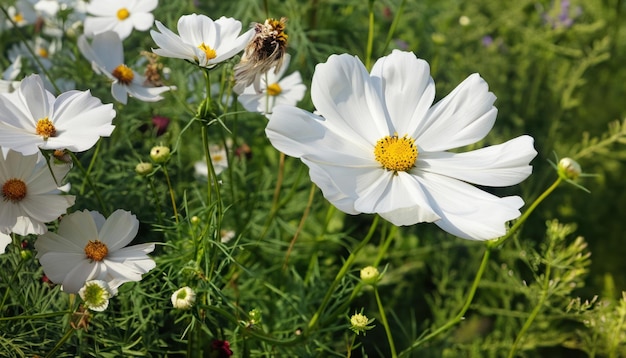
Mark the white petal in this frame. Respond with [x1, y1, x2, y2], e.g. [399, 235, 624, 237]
[131, 13, 154, 31]
[56, 209, 99, 246]
[111, 82, 129, 104]
[418, 135, 537, 186]
[416, 172, 524, 240]
[62, 260, 101, 293]
[311, 54, 390, 144]
[98, 209, 138, 251]
[370, 50, 435, 135]
[0, 233, 11, 254]
[416, 73, 497, 151]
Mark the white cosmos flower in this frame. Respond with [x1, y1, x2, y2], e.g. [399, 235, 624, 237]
[79, 280, 114, 312]
[266, 50, 537, 241]
[0, 233, 11, 254]
[0, 74, 115, 156]
[0, 149, 75, 235]
[78, 31, 174, 104]
[238, 54, 306, 118]
[83, 0, 157, 40]
[150, 14, 253, 68]
[35, 209, 156, 293]
[194, 144, 228, 177]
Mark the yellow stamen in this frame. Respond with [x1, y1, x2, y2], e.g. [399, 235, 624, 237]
[84, 240, 109, 261]
[117, 8, 130, 20]
[198, 43, 217, 60]
[267, 83, 282, 96]
[112, 64, 134, 85]
[374, 133, 418, 173]
[2, 178, 27, 202]
[36, 117, 56, 139]
[38, 48, 49, 58]
[13, 13, 24, 23]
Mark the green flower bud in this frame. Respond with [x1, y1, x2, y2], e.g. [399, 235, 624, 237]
[558, 157, 581, 180]
[150, 145, 170, 163]
[349, 312, 375, 335]
[135, 162, 153, 175]
[360, 266, 380, 286]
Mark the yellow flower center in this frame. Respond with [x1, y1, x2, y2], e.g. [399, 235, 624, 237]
[38, 48, 49, 58]
[36, 117, 56, 139]
[84, 240, 109, 262]
[198, 43, 217, 60]
[13, 13, 24, 23]
[112, 64, 134, 85]
[374, 133, 418, 173]
[267, 83, 282, 96]
[117, 8, 130, 20]
[2, 178, 27, 202]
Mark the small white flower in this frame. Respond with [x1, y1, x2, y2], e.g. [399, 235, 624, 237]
[237, 54, 306, 118]
[266, 50, 537, 240]
[35, 209, 156, 293]
[171, 286, 196, 309]
[4, 0, 38, 28]
[0, 149, 75, 235]
[83, 0, 157, 40]
[78, 280, 114, 312]
[0, 74, 115, 155]
[0, 55, 22, 93]
[0, 233, 11, 254]
[150, 14, 253, 68]
[78, 31, 174, 104]
[194, 144, 229, 177]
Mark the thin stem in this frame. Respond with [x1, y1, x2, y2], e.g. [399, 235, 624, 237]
[258, 151, 286, 241]
[365, 0, 376, 69]
[161, 164, 179, 224]
[346, 333, 357, 358]
[283, 183, 317, 268]
[381, 0, 408, 55]
[79, 140, 101, 194]
[507, 258, 553, 357]
[399, 247, 492, 356]
[0, 256, 24, 312]
[375, 287, 397, 358]
[307, 215, 380, 332]
[68, 152, 109, 216]
[489, 176, 563, 248]
[45, 327, 76, 358]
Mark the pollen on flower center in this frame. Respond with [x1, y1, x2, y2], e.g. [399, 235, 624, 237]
[267, 83, 282, 96]
[112, 64, 134, 85]
[198, 43, 217, 60]
[84, 240, 109, 261]
[2, 178, 27, 202]
[374, 133, 418, 173]
[117, 8, 130, 20]
[36, 117, 56, 139]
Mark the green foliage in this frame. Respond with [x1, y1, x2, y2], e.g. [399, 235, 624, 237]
[1, 0, 626, 357]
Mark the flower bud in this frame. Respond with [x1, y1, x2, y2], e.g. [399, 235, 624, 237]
[79, 280, 113, 312]
[171, 286, 196, 310]
[150, 145, 170, 163]
[360, 266, 380, 286]
[135, 162, 153, 175]
[349, 312, 375, 335]
[20, 249, 33, 260]
[558, 157, 581, 180]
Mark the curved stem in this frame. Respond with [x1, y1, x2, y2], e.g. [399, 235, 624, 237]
[381, 0, 408, 55]
[308, 215, 380, 332]
[161, 164, 179, 225]
[365, 0, 376, 69]
[375, 286, 397, 358]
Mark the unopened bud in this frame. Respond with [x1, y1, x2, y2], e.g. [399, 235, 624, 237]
[150, 146, 170, 163]
[558, 157, 581, 180]
[360, 266, 380, 286]
[135, 162, 153, 175]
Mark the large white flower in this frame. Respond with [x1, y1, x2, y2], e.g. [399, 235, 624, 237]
[238, 54, 306, 117]
[150, 14, 253, 68]
[0, 149, 75, 235]
[83, 0, 157, 40]
[78, 31, 174, 104]
[35, 209, 156, 293]
[266, 50, 537, 241]
[0, 74, 115, 155]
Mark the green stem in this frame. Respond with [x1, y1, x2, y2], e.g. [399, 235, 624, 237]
[365, 0, 376, 69]
[0, 256, 24, 312]
[79, 140, 101, 194]
[0, 311, 72, 321]
[381, 0, 408, 55]
[399, 247, 492, 356]
[488, 177, 563, 248]
[161, 164, 179, 224]
[507, 257, 553, 357]
[45, 327, 76, 358]
[148, 176, 165, 226]
[375, 286, 397, 358]
[68, 152, 109, 216]
[307, 215, 380, 332]
[283, 183, 317, 268]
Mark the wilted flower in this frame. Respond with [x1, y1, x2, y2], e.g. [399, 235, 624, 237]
[0, 149, 74, 235]
[233, 17, 288, 94]
[79, 280, 114, 312]
[150, 14, 253, 68]
[0, 74, 115, 156]
[83, 0, 158, 40]
[171, 286, 196, 309]
[35, 209, 156, 293]
[237, 54, 306, 117]
[266, 50, 537, 240]
[78, 31, 174, 104]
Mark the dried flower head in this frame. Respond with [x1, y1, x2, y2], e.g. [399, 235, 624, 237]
[233, 17, 288, 94]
